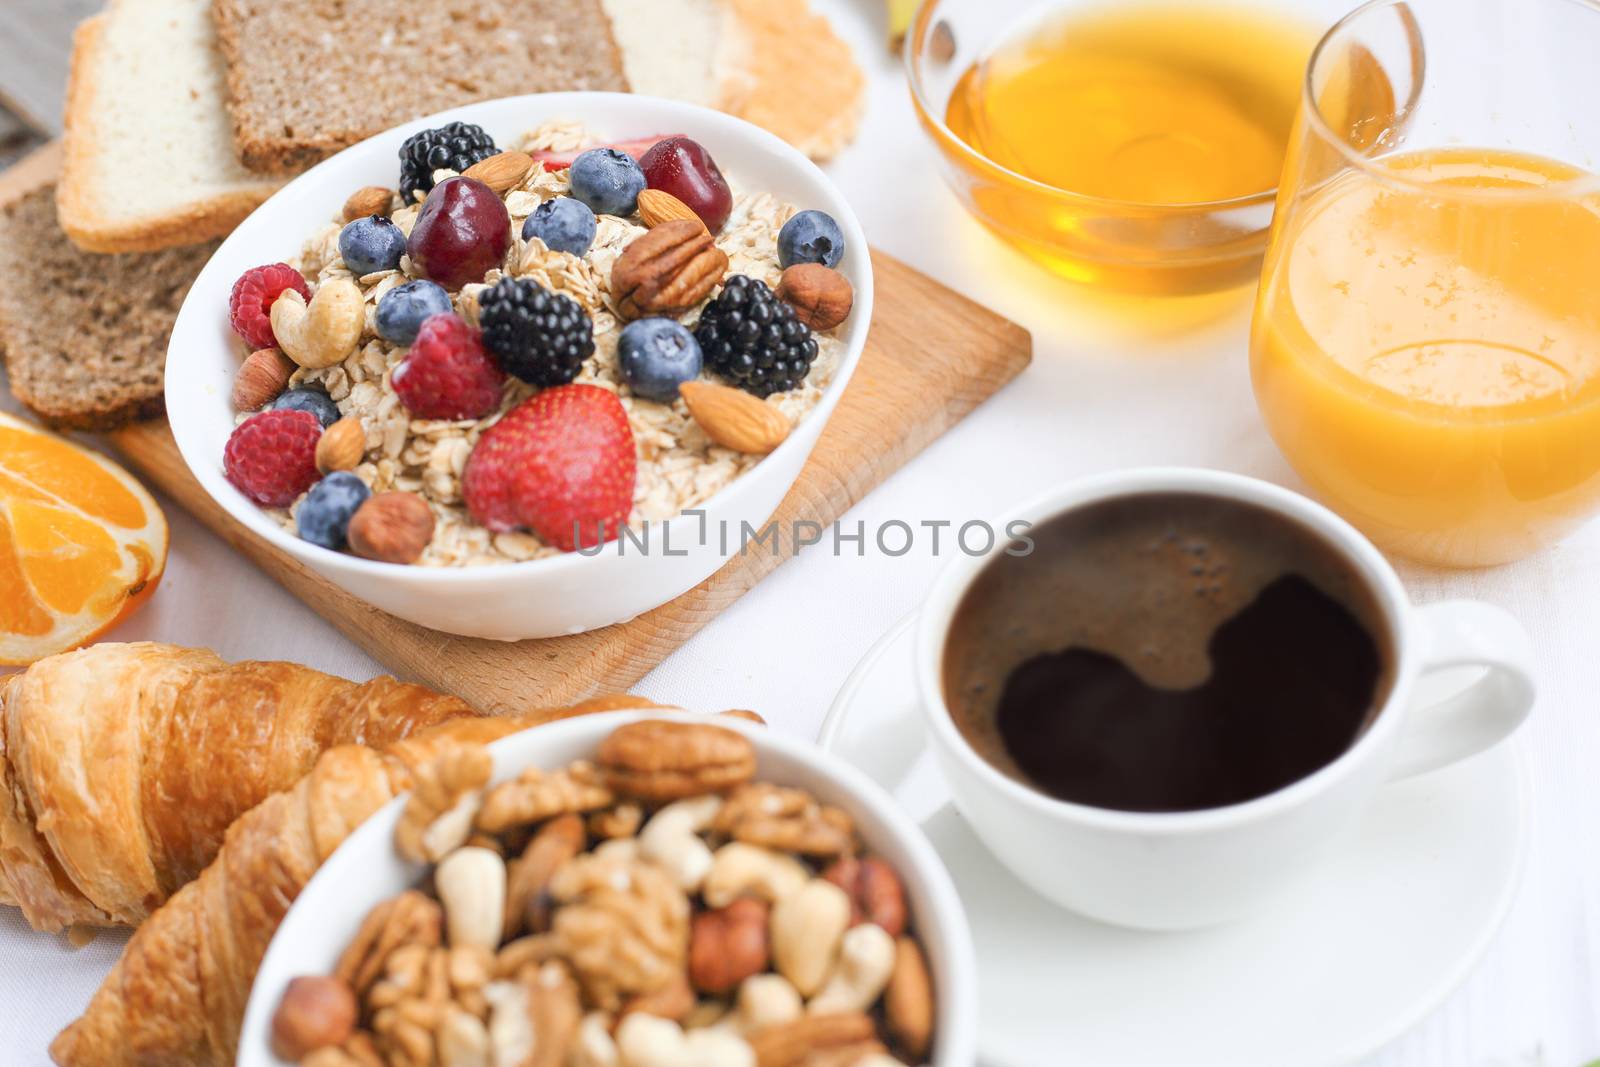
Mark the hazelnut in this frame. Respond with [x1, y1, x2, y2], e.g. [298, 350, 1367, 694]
[316, 416, 366, 474]
[822, 855, 907, 938]
[776, 264, 853, 332]
[271, 975, 357, 1060]
[232, 348, 294, 412]
[343, 186, 394, 222]
[347, 491, 435, 564]
[688, 897, 770, 994]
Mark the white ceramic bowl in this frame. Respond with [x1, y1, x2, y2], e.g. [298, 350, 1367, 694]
[166, 93, 872, 640]
[237, 709, 977, 1067]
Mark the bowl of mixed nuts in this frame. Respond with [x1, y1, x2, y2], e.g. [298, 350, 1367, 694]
[238, 711, 976, 1067]
[166, 93, 872, 639]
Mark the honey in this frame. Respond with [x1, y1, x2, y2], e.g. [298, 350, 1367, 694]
[934, 2, 1319, 293]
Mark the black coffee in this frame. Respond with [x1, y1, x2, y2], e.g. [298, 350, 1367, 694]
[942, 493, 1392, 812]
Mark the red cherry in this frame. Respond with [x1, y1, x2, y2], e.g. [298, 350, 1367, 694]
[639, 137, 733, 233]
[407, 177, 511, 290]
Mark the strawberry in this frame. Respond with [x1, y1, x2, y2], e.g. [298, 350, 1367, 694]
[462, 384, 636, 552]
[530, 134, 684, 172]
[390, 313, 506, 420]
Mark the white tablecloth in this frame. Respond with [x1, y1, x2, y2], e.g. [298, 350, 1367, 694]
[2, 3, 1596, 1063]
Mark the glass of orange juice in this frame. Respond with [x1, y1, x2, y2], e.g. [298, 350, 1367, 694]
[1252, 0, 1600, 567]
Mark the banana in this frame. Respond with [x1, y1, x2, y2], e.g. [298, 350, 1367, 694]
[887, 0, 919, 49]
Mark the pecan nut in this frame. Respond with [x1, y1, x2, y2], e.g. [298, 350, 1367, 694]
[821, 856, 907, 938]
[597, 719, 757, 802]
[611, 220, 728, 320]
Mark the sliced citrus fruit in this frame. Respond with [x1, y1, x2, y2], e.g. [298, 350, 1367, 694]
[0, 412, 168, 665]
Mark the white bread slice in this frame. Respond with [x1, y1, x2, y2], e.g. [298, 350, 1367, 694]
[56, 0, 282, 253]
[601, 0, 863, 161]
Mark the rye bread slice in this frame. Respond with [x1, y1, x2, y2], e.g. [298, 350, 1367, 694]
[214, 0, 631, 174]
[0, 184, 218, 431]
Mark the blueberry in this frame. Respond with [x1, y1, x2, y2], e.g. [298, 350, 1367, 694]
[272, 386, 342, 429]
[618, 318, 703, 403]
[337, 215, 407, 276]
[375, 279, 453, 345]
[568, 148, 647, 217]
[522, 196, 598, 256]
[297, 472, 371, 550]
[778, 210, 846, 269]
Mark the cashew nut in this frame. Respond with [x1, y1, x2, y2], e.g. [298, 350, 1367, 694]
[437, 1005, 492, 1067]
[615, 1013, 756, 1067]
[485, 980, 535, 1066]
[595, 837, 643, 866]
[436, 846, 507, 951]
[571, 1012, 620, 1067]
[639, 794, 722, 892]
[807, 923, 896, 1015]
[422, 792, 483, 862]
[770, 879, 852, 997]
[270, 277, 365, 369]
[735, 973, 802, 1033]
[703, 842, 809, 908]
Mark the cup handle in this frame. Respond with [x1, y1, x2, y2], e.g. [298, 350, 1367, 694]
[1388, 601, 1536, 781]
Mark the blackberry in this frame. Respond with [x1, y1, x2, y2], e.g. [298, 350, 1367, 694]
[695, 275, 819, 397]
[478, 278, 595, 387]
[398, 122, 499, 202]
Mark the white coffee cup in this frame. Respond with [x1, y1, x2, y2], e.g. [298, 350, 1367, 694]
[916, 468, 1537, 931]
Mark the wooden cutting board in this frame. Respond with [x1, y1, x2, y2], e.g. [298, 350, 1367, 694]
[109, 252, 1028, 711]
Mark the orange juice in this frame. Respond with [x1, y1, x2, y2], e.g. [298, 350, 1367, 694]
[1251, 148, 1600, 566]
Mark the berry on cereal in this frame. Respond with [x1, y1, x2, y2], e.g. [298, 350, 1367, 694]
[696, 275, 820, 397]
[296, 472, 371, 551]
[521, 196, 597, 257]
[228, 263, 311, 349]
[390, 313, 506, 420]
[618, 318, 703, 403]
[223, 409, 323, 507]
[406, 177, 512, 290]
[272, 386, 342, 429]
[374, 279, 452, 346]
[568, 147, 647, 217]
[478, 277, 594, 388]
[336, 215, 406, 276]
[462, 384, 636, 552]
[397, 121, 498, 203]
[778, 209, 846, 269]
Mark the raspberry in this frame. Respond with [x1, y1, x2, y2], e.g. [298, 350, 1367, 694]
[462, 384, 636, 551]
[229, 263, 311, 349]
[390, 313, 506, 420]
[224, 409, 323, 507]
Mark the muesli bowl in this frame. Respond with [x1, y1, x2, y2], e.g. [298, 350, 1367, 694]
[236, 709, 977, 1067]
[166, 93, 871, 640]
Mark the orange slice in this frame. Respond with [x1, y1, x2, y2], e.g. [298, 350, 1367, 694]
[0, 412, 168, 665]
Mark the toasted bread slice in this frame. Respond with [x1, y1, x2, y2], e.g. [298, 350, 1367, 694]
[0, 146, 218, 431]
[56, 1, 283, 254]
[213, 0, 631, 174]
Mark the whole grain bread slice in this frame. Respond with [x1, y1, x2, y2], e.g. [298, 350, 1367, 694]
[0, 148, 218, 431]
[214, 0, 631, 174]
[57, 0, 284, 253]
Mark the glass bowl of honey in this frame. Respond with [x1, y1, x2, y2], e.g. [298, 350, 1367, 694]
[906, 0, 1355, 295]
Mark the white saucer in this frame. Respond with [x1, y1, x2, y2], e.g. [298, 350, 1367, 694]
[821, 616, 1529, 1067]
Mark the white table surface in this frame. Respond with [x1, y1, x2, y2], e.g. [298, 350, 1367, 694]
[1, 2, 1596, 1064]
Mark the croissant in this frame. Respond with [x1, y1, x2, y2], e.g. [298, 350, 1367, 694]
[50, 695, 658, 1067]
[0, 642, 478, 932]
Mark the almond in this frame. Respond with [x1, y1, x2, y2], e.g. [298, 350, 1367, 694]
[342, 186, 394, 222]
[348, 492, 436, 565]
[679, 381, 791, 455]
[316, 417, 366, 474]
[463, 151, 535, 194]
[232, 348, 294, 411]
[637, 189, 708, 234]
